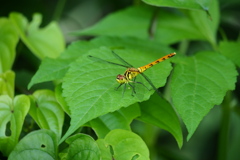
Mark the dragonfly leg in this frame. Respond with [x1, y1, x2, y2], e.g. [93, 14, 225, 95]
[122, 83, 127, 97]
[115, 83, 123, 91]
[133, 76, 150, 91]
[134, 81, 150, 91]
[128, 83, 136, 96]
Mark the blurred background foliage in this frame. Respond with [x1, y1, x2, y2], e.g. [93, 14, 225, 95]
[1, 0, 240, 160]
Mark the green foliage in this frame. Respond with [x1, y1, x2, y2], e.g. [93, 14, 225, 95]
[8, 129, 58, 160]
[29, 90, 64, 140]
[9, 12, 65, 59]
[142, 0, 211, 10]
[171, 51, 237, 140]
[0, 18, 18, 73]
[0, 0, 240, 159]
[0, 95, 30, 156]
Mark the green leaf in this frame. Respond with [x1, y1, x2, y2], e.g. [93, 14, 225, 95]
[65, 134, 101, 160]
[138, 93, 182, 148]
[28, 41, 95, 89]
[0, 95, 30, 156]
[74, 7, 208, 44]
[171, 51, 238, 140]
[219, 41, 240, 67]
[8, 129, 58, 160]
[55, 84, 71, 115]
[60, 42, 175, 143]
[0, 70, 15, 98]
[0, 18, 18, 73]
[89, 103, 141, 138]
[96, 139, 112, 160]
[9, 12, 65, 59]
[187, 0, 219, 47]
[142, 0, 211, 10]
[28, 36, 175, 89]
[28, 58, 73, 89]
[29, 90, 64, 140]
[104, 129, 149, 160]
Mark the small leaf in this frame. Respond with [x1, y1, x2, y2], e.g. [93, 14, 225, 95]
[65, 134, 101, 160]
[142, 0, 211, 11]
[0, 18, 18, 73]
[29, 90, 64, 140]
[0, 70, 15, 98]
[89, 103, 141, 138]
[219, 41, 240, 67]
[0, 95, 30, 156]
[138, 93, 183, 148]
[171, 51, 238, 140]
[104, 129, 149, 160]
[9, 12, 65, 59]
[8, 129, 58, 160]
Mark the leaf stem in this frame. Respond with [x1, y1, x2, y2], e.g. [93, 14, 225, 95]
[217, 92, 231, 160]
[52, 0, 67, 21]
[178, 40, 189, 55]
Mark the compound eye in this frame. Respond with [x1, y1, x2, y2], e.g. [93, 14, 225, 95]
[116, 74, 125, 80]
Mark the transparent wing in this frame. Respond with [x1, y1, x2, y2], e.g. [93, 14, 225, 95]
[88, 55, 129, 68]
[111, 51, 134, 68]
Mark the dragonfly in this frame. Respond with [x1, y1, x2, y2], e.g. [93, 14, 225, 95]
[88, 51, 176, 96]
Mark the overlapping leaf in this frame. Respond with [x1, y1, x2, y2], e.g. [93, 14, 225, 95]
[0, 18, 18, 73]
[74, 6, 209, 44]
[8, 130, 58, 160]
[0, 95, 30, 156]
[142, 0, 211, 10]
[139, 93, 182, 148]
[9, 12, 64, 59]
[60, 42, 175, 142]
[29, 90, 64, 140]
[171, 51, 237, 140]
[104, 129, 149, 160]
[219, 41, 240, 67]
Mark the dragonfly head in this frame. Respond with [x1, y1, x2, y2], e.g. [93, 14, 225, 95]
[116, 74, 127, 84]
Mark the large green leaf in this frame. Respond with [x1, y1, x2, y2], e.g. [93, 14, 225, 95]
[0, 18, 18, 73]
[171, 51, 238, 140]
[142, 0, 211, 10]
[65, 134, 101, 160]
[28, 90, 64, 140]
[0, 95, 30, 156]
[74, 6, 208, 44]
[104, 129, 149, 160]
[8, 129, 58, 160]
[138, 93, 182, 148]
[219, 41, 240, 67]
[9, 12, 65, 59]
[60, 44, 175, 143]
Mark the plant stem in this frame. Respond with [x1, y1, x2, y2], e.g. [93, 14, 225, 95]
[218, 92, 231, 160]
[52, 0, 67, 21]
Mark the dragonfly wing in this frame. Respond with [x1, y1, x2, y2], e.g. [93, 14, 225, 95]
[88, 55, 129, 68]
[112, 51, 134, 68]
